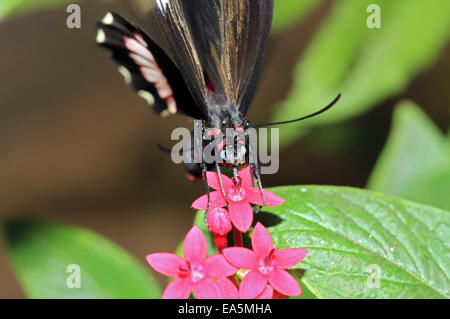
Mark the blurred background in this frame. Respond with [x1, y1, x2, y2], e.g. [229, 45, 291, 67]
[0, 0, 448, 298]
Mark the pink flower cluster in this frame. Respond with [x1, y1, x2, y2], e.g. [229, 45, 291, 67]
[146, 165, 308, 299]
[192, 166, 285, 233]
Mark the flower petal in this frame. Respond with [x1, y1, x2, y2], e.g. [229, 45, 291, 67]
[146, 253, 185, 277]
[204, 254, 238, 278]
[239, 270, 267, 299]
[238, 165, 253, 190]
[183, 226, 207, 263]
[192, 191, 227, 210]
[275, 248, 308, 269]
[229, 200, 253, 232]
[193, 278, 222, 299]
[206, 171, 233, 191]
[269, 269, 301, 296]
[223, 247, 257, 269]
[217, 277, 239, 299]
[256, 285, 273, 299]
[251, 222, 273, 258]
[162, 277, 192, 299]
[246, 188, 286, 207]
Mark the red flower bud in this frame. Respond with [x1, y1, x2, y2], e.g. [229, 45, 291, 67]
[207, 207, 232, 253]
[206, 207, 232, 236]
[213, 234, 228, 254]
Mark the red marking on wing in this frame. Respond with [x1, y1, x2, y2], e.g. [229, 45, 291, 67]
[124, 35, 177, 114]
[206, 80, 215, 93]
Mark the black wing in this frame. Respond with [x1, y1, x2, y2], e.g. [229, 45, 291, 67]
[150, 1, 210, 118]
[96, 12, 205, 119]
[149, 0, 273, 123]
[181, 0, 274, 117]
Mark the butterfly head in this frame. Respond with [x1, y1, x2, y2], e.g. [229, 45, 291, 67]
[204, 119, 250, 167]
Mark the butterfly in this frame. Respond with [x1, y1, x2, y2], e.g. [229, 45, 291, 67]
[96, 0, 340, 208]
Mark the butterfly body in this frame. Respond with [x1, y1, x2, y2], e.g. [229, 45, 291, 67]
[97, 1, 342, 210]
[97, 1, 273, 180]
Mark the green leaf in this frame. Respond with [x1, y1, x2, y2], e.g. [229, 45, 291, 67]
[272, 0, 321, 34]
[3, 218, 161, 298]
[273, 0, 450, 146]
[261, 186, 450, 298]
[368, 101, 450, 210]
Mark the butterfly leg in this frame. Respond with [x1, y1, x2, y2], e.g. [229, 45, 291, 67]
[215, 163, 229, 204]
[250, 163, 256, 187]
[251, 162, 266, 213]
[233, 166, 239, 180]
[202, 161, 212, 219]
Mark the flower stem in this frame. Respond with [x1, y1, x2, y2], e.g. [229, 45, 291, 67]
[232, 226, 243, 247]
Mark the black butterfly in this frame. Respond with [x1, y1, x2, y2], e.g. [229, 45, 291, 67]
[96, 0, 340, 208]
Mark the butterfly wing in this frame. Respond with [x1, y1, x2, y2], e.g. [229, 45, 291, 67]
[150, 1, 210, 117]
[96, 12, 205, 119]
[181, 0, 274, 116]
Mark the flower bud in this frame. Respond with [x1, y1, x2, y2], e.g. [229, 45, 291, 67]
[206, 207, 232, 236]
[206, 207, 232, 253]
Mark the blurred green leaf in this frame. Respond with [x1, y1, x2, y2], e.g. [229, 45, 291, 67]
[368, 101, 450, 210]
[3, 218, 161, 298]
[0, 0, 109, 21]
[272, 0, 321, 34]
[263, 186, 450, 298]
[273, 0, 450, 146]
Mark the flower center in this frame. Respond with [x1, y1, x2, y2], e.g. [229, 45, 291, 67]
[228, 176, 246, 201]
[190, 264, 205, 283]
[178, 261, 205, 283]
[257, 248, 276, 275]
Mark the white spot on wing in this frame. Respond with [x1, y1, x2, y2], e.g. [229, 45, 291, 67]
[166, 97, 177, 114]
[160, 110, 171, 117]
[156, 0, 170, 11]
[138, 90, 155, 105]
[102, 12, 114, 25]
[96, 29, 106, 43]
[117, 66, 132, 84]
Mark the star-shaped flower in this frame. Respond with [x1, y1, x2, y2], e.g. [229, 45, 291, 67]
[146, 226, 238, 299]
[223, 223, 308, 299]
[192, 166, 285, 232]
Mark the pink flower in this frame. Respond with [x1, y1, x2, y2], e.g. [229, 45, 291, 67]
[146, 226, 238, 299]
[256, 285, 274, 299]
[192, 166, 285, 232]
[223, 223, 308, 299]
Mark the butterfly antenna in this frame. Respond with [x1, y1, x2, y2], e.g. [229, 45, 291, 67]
[215, 163, 229, 204]
[157, 143, 172, 154]
[253, 94, 341, 128]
